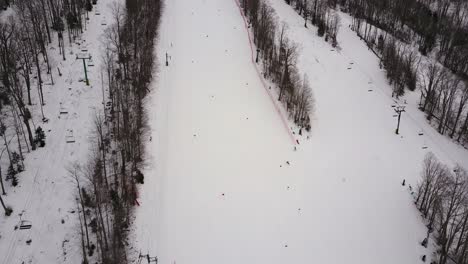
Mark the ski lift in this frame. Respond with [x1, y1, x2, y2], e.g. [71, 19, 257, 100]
[18, 220, 32, 230]
[16, 214, 32, 230]
[66, 129, 76, 143]
[422, 141, 428, 149]
[59, 105, 68, 114]
[137, 252, 158, 264]
[88, 58, 95, 67]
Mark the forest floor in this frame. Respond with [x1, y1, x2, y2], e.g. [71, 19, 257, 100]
[132, 0, 468, 264]
[0, 2, 114, 263]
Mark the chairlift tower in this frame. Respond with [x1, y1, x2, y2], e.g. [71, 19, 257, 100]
[76, 52, 92, 86]
[394, 105, 405, 134]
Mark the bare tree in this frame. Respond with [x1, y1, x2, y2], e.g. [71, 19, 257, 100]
[420, 61, 445, 113]
[451, 85, 468, 138]
[68, 163, 90, 250]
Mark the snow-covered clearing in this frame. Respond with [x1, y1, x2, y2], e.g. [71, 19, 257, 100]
[133, 0, 468, 264]
[0, 2, 114, 263]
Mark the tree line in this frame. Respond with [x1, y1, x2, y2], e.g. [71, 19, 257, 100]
[0, 0, 93, 214]
[280, 0, 468, 145]
[242, 0, 314, 131]
[71, 0, 161, 263]
[419, 61, 468, 145]
[340, 0, 468, 146]
[284, 0, 419, 98]
[341, 0, 468, 80]
[284, 0, 340, 47]
[343, 3, 420, 98]
[415, 152, 468, 264]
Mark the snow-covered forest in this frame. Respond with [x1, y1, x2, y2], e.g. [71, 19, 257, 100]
[0, 0, 160, 262]
[0, 0, 467, 263]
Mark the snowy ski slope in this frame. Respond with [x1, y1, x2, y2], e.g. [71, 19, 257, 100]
[132, 0, 468, 263]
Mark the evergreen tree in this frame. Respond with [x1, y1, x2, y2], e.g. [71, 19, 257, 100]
[34, 126, 46, 147]
[8, 163, 17, 186]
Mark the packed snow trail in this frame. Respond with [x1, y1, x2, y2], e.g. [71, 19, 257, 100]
[133, 1, 468, 264]
[133, 0, 299, 263]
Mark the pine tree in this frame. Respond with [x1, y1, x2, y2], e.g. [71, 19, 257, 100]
[8, 164, 17, 186]
[34, 126, 46, 147]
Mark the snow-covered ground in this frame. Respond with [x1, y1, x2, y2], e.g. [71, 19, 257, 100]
[133, 0, 468, 263]
[0, 2, 114, 263]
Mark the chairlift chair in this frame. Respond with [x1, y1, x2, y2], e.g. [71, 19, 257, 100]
[16, 214, 32, 230]
[422, 140, 428, 149]
[66, 130, 76, 143]
[19, 220, 32, 230]
[59, 105, 68, 114]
